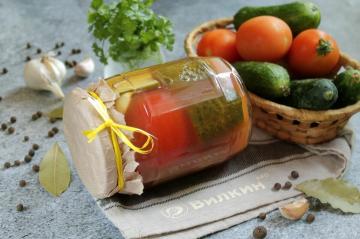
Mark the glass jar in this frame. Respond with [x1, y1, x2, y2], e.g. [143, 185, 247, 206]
[64, 57, 252, 198]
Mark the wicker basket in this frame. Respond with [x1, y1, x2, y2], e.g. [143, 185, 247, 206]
[184, 17, 360, 144]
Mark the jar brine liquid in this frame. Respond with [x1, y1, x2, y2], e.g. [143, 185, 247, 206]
[106, 57, 252, 187]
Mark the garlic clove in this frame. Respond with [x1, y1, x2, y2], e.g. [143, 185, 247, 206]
[74, 57, 95, 78]
[24, 55, 66, 98]
[115, 92, 133, 113]
[279, 198, 309, 220]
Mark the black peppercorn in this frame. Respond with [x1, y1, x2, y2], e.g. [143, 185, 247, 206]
[258, 212, 266, 220]
[19, 180, 26, 187]
[2, 68, 8, 74]
[24, 155, 32, 163]
[291, 170, 299, 179]
[49, 118, 57, 124]
[1, 123, 7, 130]
[36, 48, 42, 54]
[28, 149, 35, 157]
[14, 160, 21, 166]
[71, 48, 77, 54]
[7, 127, 15, 134]
[26, 56, 31, 62]
[55, 43, 60, 49]
[16, 203, 24, 212]
[48, 131, 55, 138]
[283, 181, 292, 190]
[306, 214, 315, 224]
[26, 42, 31, 49]
[60, 42, 65, 47]
[0, 96, 2, 101]
[23, 136, 29, 142]
[4, 162, 11, 169]
[76, 49, 81, 54]
[72, 60, 77, 66]
[57, 51, 61, 56]
[31, 114, 38, 121]
[32, 144, 39, 150]
[253, 226, 267, 239]
[36, 111, 42, 118]
[10, 116, 17, 123]
[52, 127, 59, 134]
[273, 183, 281, 191]
[32, 164, 40, 172]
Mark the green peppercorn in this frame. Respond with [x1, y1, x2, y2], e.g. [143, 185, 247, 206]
[7, 127, 15, 134]
[4, 162, 11, 169]
[253, 226, 267, 239]
[273, 183, 281, 191]
[1, 123, 7, 130]
[10, 116, 16, 123]
[32, 164, 40, 172]
[24, 155, 32, 163]
[306, 214, 315, 224]
[19, 180, 26, 187]
[258, 212, 266, 220]
[16, 203, 24, 212]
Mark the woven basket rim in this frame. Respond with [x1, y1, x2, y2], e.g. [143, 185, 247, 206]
[184, 17, 360, 121]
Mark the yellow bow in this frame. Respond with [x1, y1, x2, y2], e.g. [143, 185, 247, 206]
[83, 91, 154, 190]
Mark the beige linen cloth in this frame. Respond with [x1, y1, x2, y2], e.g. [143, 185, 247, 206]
[96, 127, 353, 239]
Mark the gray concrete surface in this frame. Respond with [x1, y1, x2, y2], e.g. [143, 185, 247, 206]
[0, 0, 359, 238]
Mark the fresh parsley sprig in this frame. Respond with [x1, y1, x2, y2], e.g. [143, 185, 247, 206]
[88, 0, 174, 65]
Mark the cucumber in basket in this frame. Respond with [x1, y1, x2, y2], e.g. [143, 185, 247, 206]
[288, 78, 338, 110]
[232, 61, 290, 99]
[233, 1, 321, 35]
[334, 68, 360, 107]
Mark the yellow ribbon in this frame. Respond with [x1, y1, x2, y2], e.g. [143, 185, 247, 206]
[83, 91, 154, 190]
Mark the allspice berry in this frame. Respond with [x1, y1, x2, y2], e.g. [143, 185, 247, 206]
[16, 203, 24, 212]
[32, 164, 40, 173]
[253, 226, 267, 239]
[4, 162, 11, 169]
[258, 212, 266, 220]
[14, 160, 21, 166]
[19, 180, 27, 187]
[273, 183, 281, 191]
[306, 214, 315, 224]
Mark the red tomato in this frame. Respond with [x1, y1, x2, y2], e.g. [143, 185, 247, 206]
[125, 88, 198, 164]
[236, 16, 293, 61]
[197, 29, 242, 63]
[288, 29, 340, 77]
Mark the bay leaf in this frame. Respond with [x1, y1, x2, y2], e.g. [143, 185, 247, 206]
[46, 106, 63, 119]
[296, 178, 360, 213]
[39, 143, 71, 197]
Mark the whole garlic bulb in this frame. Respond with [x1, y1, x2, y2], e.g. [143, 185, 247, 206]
[24, 55, 66, 98]
[74, 57, 95, 78]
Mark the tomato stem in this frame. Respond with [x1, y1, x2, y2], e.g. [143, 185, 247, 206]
[316, 38, 333, 56]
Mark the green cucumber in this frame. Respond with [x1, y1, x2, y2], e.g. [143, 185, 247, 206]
[234, 1, 321, 35]
[232, 61, 290, 99]
[334, 68, 360, 107]
[187, 96, 243, 141]
[289, 79, 338, 110]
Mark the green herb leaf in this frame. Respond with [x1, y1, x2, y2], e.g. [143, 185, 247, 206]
[296, 178, 360, 213]
[39, 143, 71, 197]
[88, 0, 174, 64]
[46, 106, 63, 119]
